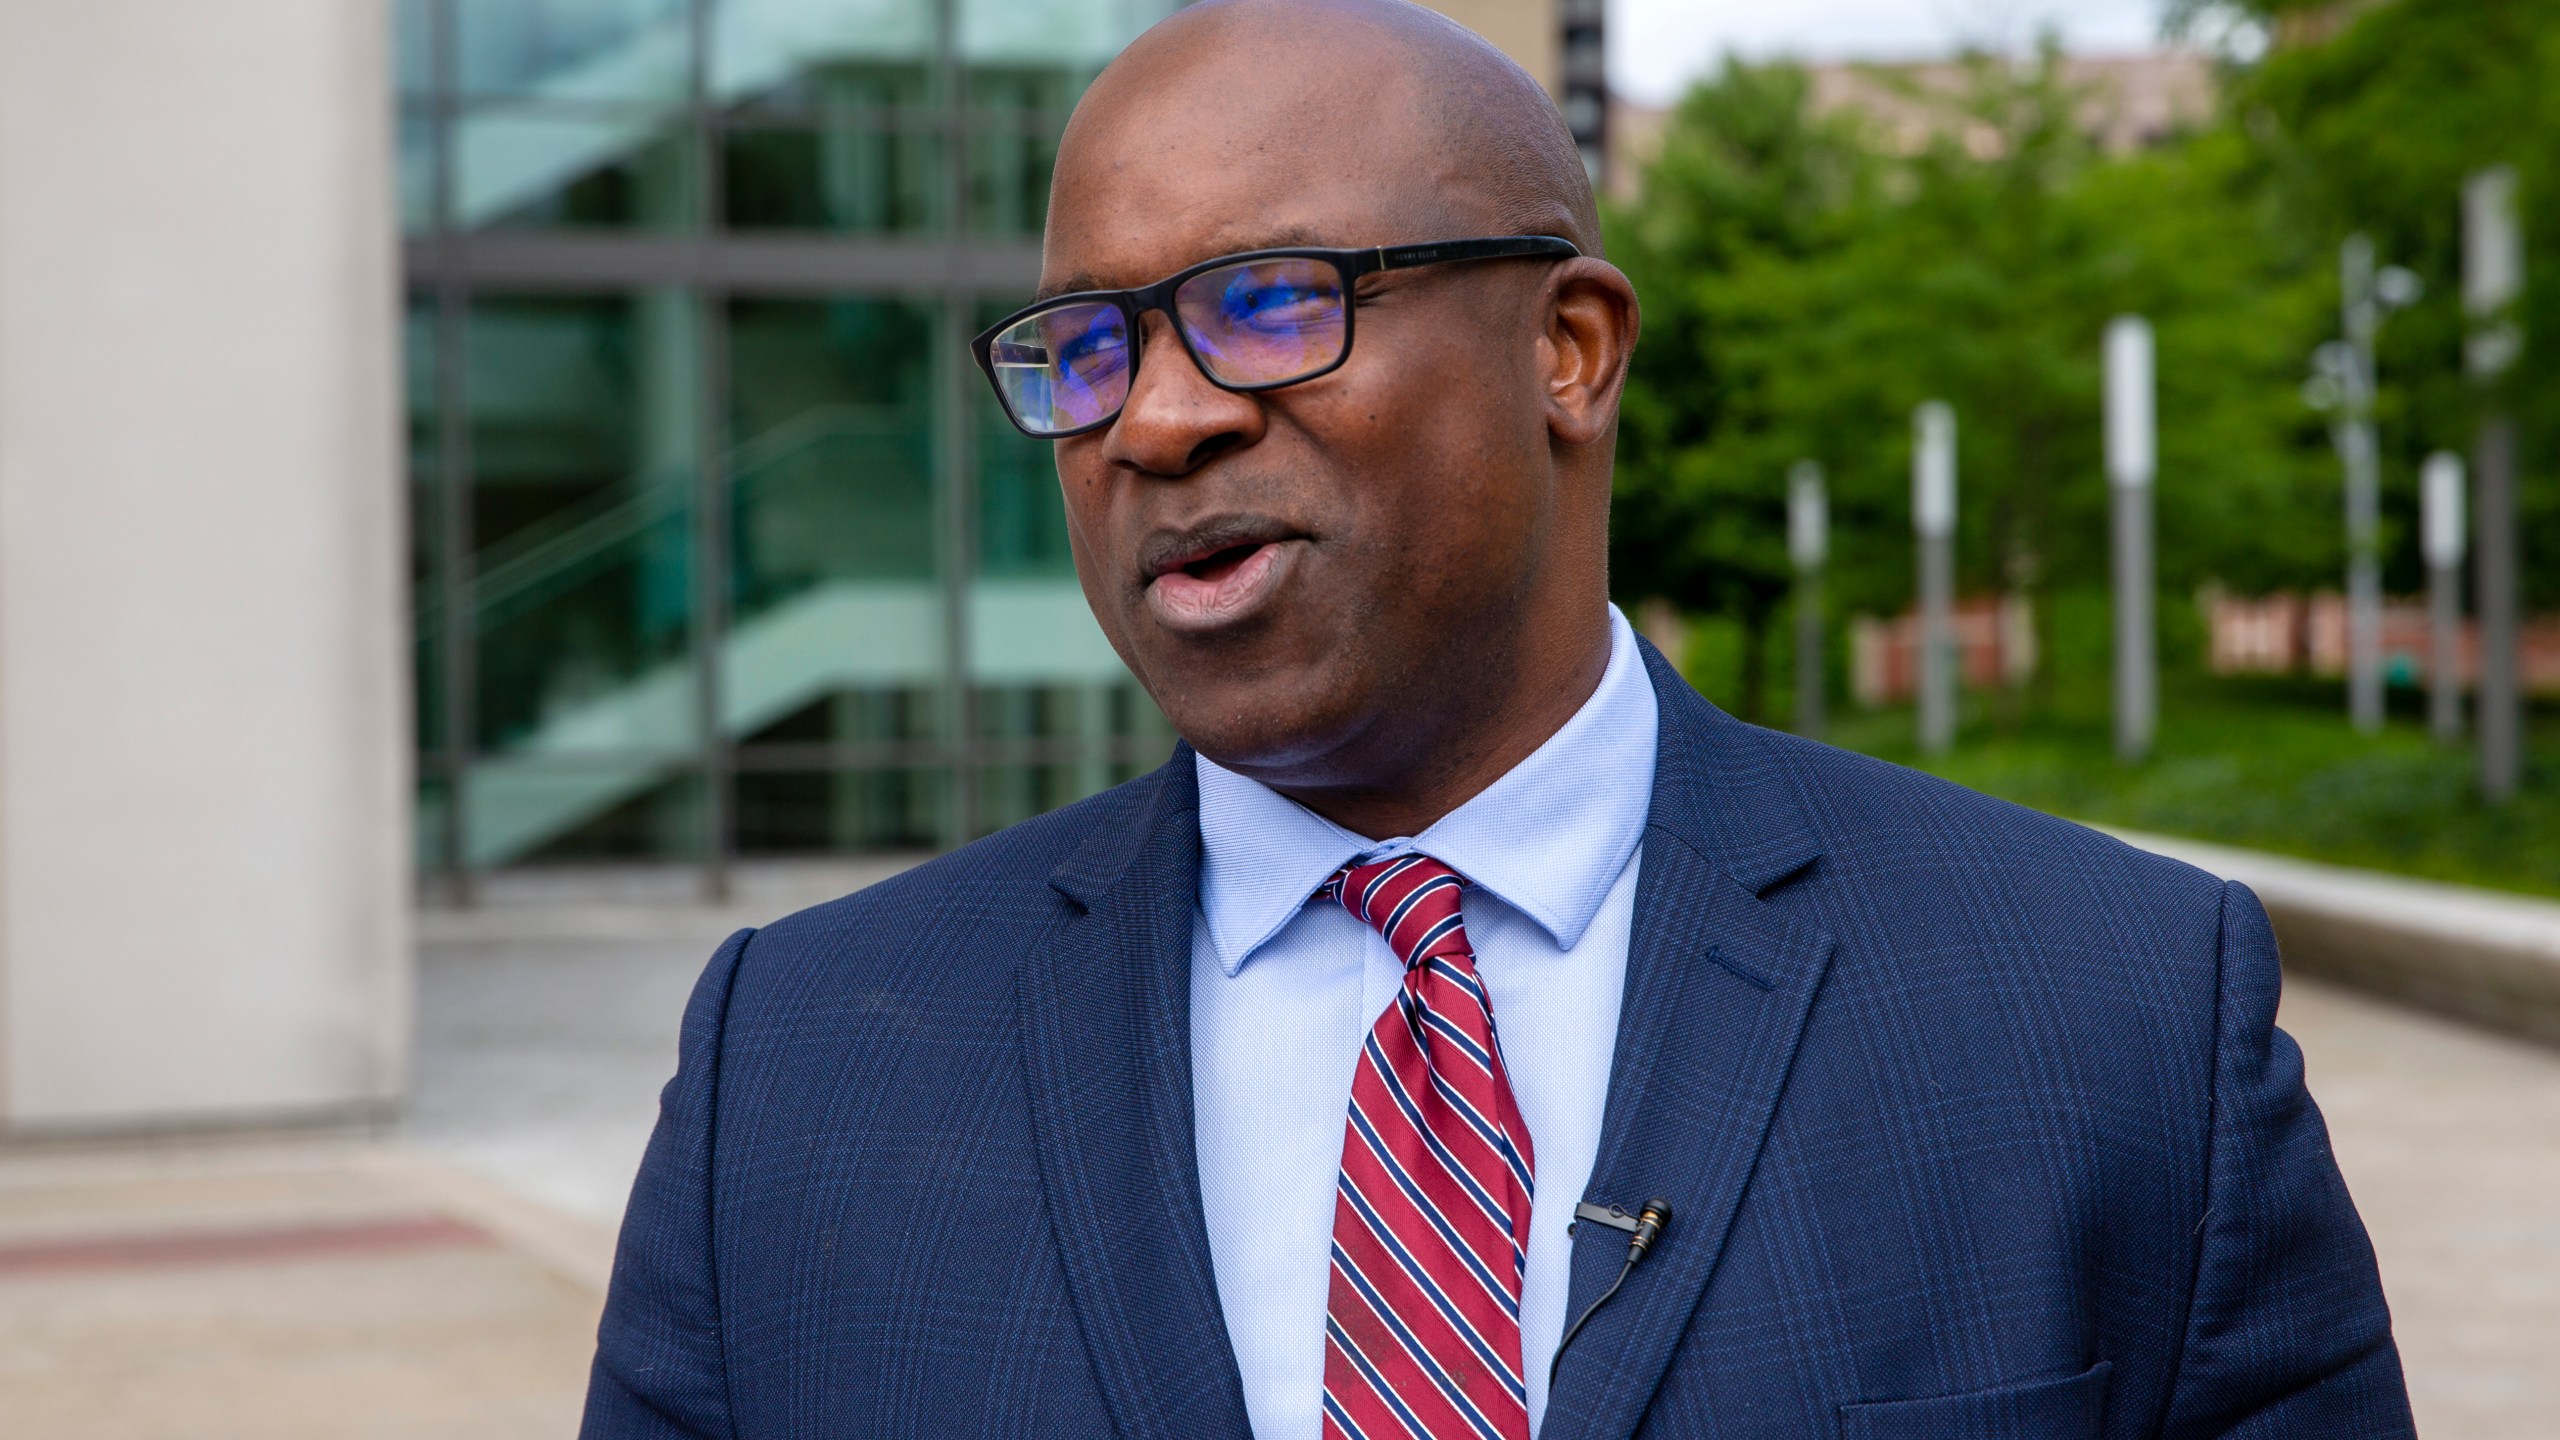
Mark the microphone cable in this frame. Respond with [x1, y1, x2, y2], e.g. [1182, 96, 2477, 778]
[1548, 1197, 1672, 1389]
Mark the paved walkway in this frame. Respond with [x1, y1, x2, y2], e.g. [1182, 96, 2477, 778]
[0, 1138, 610, 1437]
[2277, 980, 2560, 1438]
[3, 856, 2554, 1435]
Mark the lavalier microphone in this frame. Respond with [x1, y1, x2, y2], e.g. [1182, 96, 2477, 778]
[1550, 1196, 1674, 1386]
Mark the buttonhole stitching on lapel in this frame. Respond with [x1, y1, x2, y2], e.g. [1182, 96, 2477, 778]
[1705, 944, 1772, 991]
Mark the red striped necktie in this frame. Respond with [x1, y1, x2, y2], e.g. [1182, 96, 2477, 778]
[1319, 853, 1537, 1440]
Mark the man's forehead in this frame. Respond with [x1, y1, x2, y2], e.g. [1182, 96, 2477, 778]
[1037, 220, 1388, 301]
[1037, 12, 1462, 298]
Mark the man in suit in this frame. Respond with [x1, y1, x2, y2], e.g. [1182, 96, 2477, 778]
[584, 1, 2414, 1435]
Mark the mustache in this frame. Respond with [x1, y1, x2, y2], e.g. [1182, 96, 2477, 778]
[1137, 513, 1311, 580]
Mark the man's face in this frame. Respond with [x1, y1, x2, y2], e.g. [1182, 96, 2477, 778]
[1040, 64, 1563, 785]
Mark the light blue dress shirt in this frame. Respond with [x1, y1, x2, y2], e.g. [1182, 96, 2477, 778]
[1190, 604, 1659, 1440]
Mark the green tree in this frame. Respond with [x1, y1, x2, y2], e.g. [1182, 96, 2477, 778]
[1615, 48, 2335, 721]
[1606, 61, 1876, 722]
[2217, 0, 2560, 605]
[1607, 22, 2560, 724]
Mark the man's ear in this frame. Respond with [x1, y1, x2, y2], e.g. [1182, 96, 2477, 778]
[1540, 259, 1639, 447]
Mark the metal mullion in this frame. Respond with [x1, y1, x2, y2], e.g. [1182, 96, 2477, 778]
[442, 93, 694, 122]
[688, 0, 734, 899]
[693, 302, 735, 895]
[406, 233, 1041, 295]
[967, 734, 1154, 768]
[732, 735, 1162, 772]
[713, 100, 945, 133]
[957, 104, 1076, 137]
[736, 740, 962, 771]
[419, 748, 725, 769]
[435, 291, 474, 898]
[710, 101, 1057, 135]
[735, 742, 950, 771]
[431, 0, 478, 904]
[934, 0, 978, 847]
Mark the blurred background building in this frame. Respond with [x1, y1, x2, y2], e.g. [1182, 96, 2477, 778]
[1610, 47, 2216, 196]
[399, 0, 1596, 900]
[0, 0, 1591, 1134]
[400, 0, 1184, 892]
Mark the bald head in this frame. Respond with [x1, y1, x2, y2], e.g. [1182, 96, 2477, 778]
[1053, 0, 1600, 273]
[1034, 0, 1639, 839]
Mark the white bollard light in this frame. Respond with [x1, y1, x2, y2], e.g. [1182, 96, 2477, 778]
[1789, 460, 1828, 739]
[1913, 402, 1957, 754]
[2106, 316, 2157, 762]
[2423, 450, 2468, 742]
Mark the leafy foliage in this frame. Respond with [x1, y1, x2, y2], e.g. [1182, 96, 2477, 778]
[2235, 0, 2560, 601]
[1839, 676, 2560, 900]
[1611, 3, 2560, 712]
[1607, 62, 1877, 720]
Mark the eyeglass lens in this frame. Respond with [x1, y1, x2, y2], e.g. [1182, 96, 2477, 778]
[987, 301, 1132, 437]
[989, 256, 1350, 436]
[1173, 257, 1347, 389]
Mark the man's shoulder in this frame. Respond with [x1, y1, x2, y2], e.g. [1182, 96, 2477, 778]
[733, 766, 1175, 994]
[1695, 719, 2244, 1098]
[1693, 718, 2233, 964]
[1640, 643, 2225, 933]
[1773, 727, 2217, 894]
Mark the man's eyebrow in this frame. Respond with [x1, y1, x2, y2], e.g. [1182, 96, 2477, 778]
[1032, 226, 1362, 303]
[1034, 273, 1103, 303]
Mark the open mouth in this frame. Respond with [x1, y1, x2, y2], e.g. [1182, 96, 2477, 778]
[1172, 542, 1267, 584]
[1141, 527, 1304, 632]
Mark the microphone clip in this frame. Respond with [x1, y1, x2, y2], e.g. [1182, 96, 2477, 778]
[1551, 1197, 1674, 1386]
[1571, 1198, 1672, 1260]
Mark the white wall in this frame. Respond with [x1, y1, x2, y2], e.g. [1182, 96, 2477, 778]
[0, 1, 408, 1130]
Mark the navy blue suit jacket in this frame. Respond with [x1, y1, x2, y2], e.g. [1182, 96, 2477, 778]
[585, 644, 2412, 1438]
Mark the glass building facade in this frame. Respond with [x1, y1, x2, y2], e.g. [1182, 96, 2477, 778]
[400, 0, 1183, 885]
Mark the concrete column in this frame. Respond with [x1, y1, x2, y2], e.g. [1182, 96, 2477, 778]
[0, 2, 407, 1131]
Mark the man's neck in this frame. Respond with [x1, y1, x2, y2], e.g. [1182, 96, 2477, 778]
[1262, 617, 1615, 841]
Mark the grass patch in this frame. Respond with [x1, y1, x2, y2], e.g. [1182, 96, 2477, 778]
[1818, 673, 2560, 899]
[1659, 587, 2560, 897]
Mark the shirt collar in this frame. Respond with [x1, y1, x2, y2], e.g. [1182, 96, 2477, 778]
[1194, 605, 1659, 977]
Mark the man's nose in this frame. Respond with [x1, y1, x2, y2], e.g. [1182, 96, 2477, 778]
[1101, 310, 1265, 477]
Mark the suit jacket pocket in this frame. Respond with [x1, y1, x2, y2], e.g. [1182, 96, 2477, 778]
[1838, 1361, 2111, 1439]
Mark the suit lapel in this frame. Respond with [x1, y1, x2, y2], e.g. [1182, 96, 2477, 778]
[1541, 643, 1837, 1440]
[1014, 648, 1830, 1440]
[1019, 753, 1255, 1440]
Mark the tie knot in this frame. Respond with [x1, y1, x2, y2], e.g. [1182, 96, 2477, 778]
[1328, 853, 1470, 970]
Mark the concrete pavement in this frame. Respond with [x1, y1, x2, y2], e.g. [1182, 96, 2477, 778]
[1, 856, 2553, 1435]
[0, 1137, 608, 1437]
[2277, 980, 2560, 1438]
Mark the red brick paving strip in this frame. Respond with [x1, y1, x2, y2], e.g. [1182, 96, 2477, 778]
[0, 1214, 497, 1277]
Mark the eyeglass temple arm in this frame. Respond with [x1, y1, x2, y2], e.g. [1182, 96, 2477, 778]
[1372, 235, 1582, 273]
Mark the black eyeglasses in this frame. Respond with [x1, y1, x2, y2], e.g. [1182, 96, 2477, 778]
[971, 235, 1581, 438]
